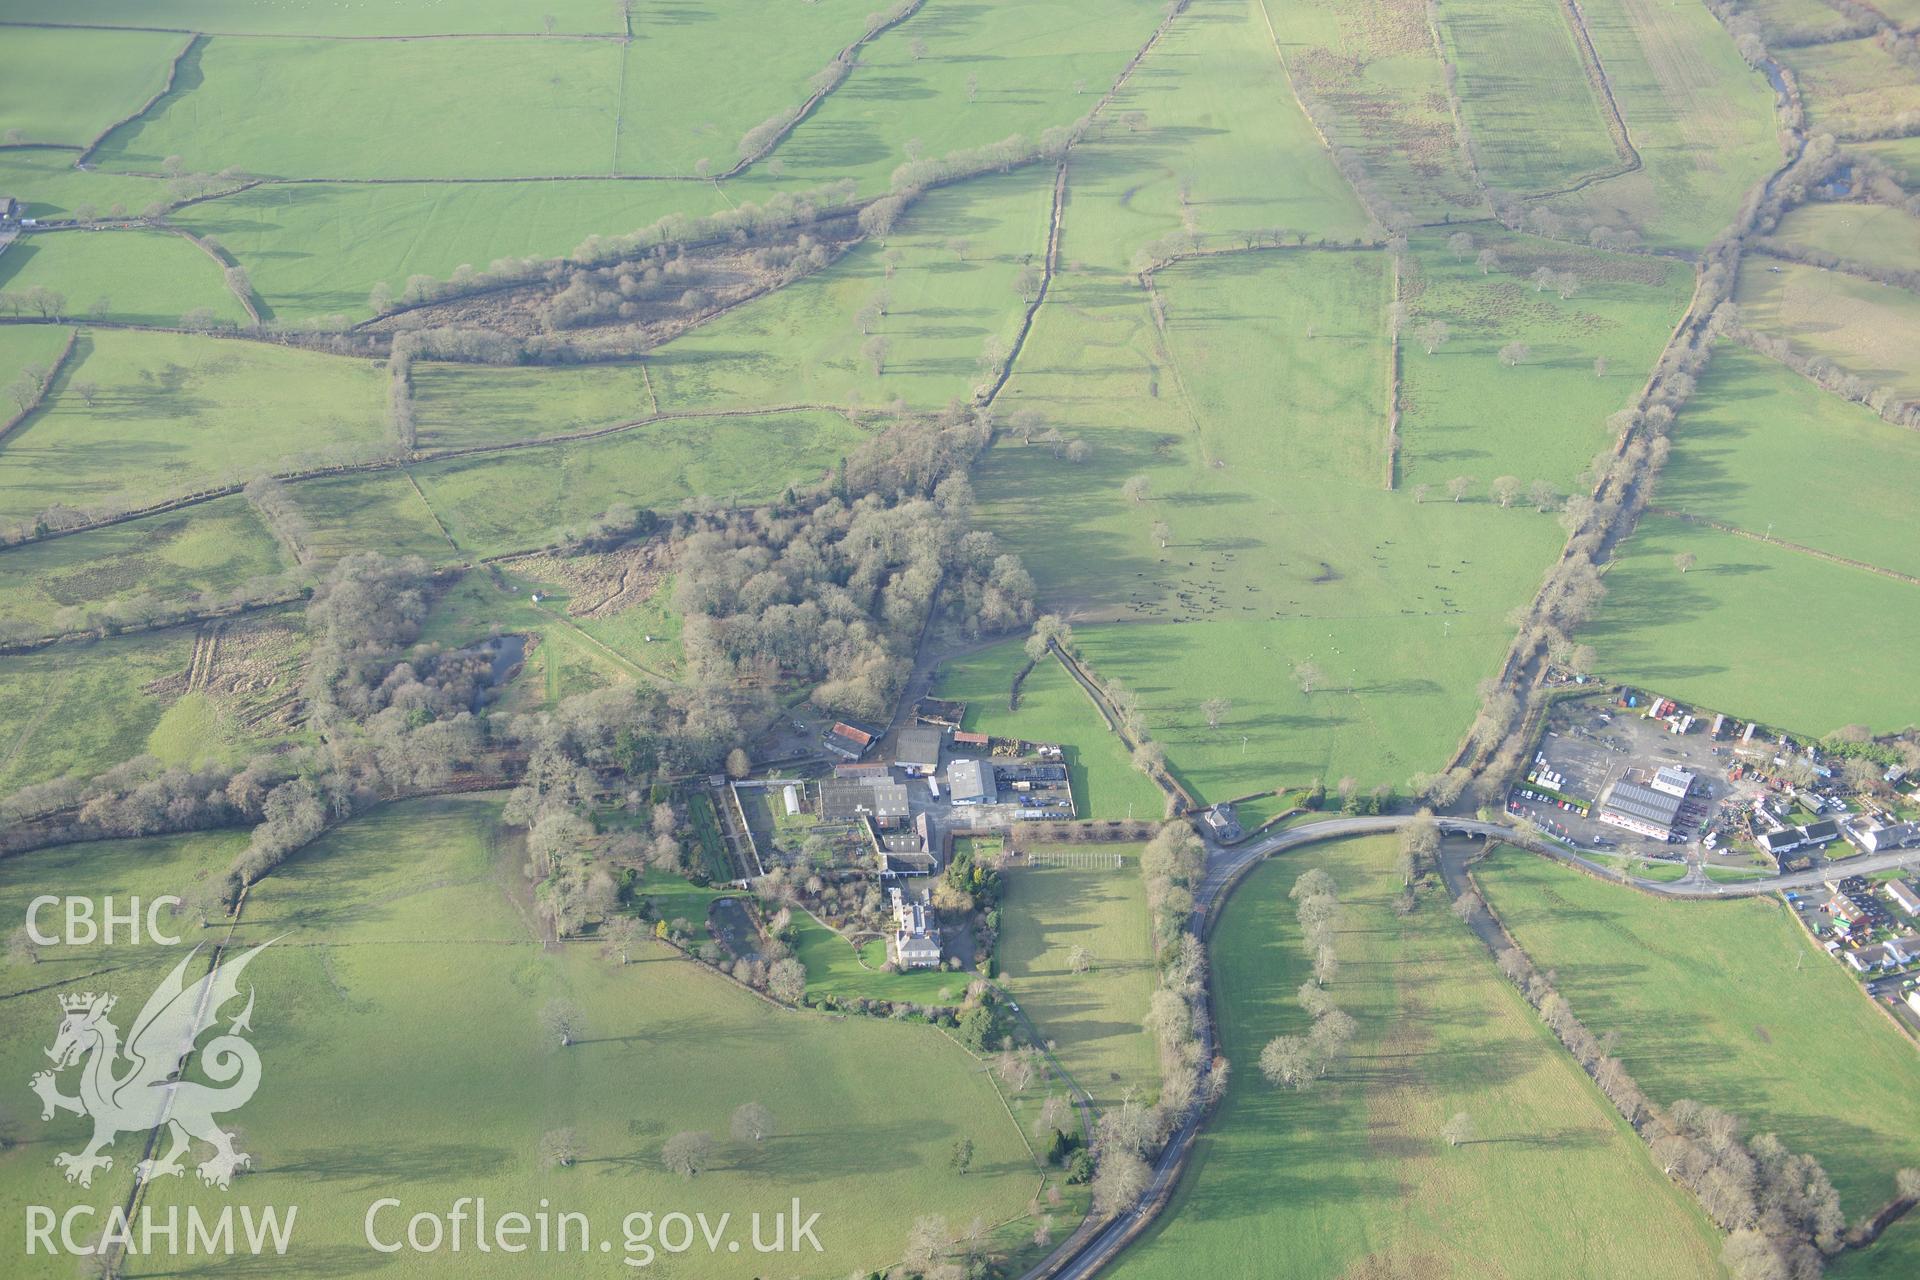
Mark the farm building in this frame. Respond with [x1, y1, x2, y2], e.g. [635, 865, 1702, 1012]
[818, 778, 910, 828]
[1597, 780, 1684, 840]
[1886, 879, 1920, 917]
[0, 196, 17, 222]
[953, 730, 989, 750]
[948, 758, 997, 807]
[888, 887, 941, 968]
[1650, 766, 1695, 798]
[823, 722, 875, 760]
[894, 726, 944, 776]
[833, 761, 889, 780]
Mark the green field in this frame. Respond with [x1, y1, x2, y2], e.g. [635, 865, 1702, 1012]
[727, 0, 1166, 200]
[1111, 836, 1724, 1280]
[288, 468, 457, 562]
[1771, 202, 1920, 275]
[1434, 0, 1622, 194]
[0, 329, 387, 521]
[1, 795, 1044, 1278]
[1478, 851, 1920, 1244]
[409, 409, 865, 558]
[93, 36, 627, 179]
[998, 849, 1159, 1111]
[1565, 0, 1779, 251]
[411, 360, 659, 450]
[0, 627, 195, 794]
[0, 227, 248, 327]
[0, 0, 625, 36]
[977, 247, 1568, 801]
[1653, 343, 1920, 579]
[178, 178, 726, 323]
[1736, 255, 1920, 405]
[1584, 512, 1920, 735]
[0, 323, 72, 394]
[647, 167, 1055, 413]
[1048, 0, 1374, 269]
[609, 0, 881, 177]
[0, 26, 185, 146]
[0, 494, 288, 629]
[1399, 230, 1691, 494]
[0, 825, 248, 1261]
[931, 639, 1167, 822]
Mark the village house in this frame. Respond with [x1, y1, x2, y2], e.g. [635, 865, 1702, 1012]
[1886, 879, 1920, 917]
[1843, 817, 1920, 855]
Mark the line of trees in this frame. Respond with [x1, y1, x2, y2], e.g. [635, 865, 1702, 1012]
[1258, 868, 1357, 1089]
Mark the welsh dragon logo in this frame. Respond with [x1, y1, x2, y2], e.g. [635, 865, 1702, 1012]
[30, 941, 273, 1190]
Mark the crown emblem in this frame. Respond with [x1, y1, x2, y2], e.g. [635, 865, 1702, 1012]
[58, 992, 112, 1015]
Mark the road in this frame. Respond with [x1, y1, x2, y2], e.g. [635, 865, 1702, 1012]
[1029, 811, 1920, 1280]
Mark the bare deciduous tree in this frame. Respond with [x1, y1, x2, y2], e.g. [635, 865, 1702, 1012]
[662, 1131, 715, 1178]
[730, 1101, 776, 1143]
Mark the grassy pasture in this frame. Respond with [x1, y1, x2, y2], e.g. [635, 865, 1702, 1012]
[729, 0, 1165, 200]
[0, 323, 72, 389]
[291, 468, 456, 562]
[930, 638, 1167, 822]
[0, 0, 624, 36]
[0, 827, 247, 1262]
[1399, 230, 1690, 494]
[1253, 0, 1484, 221]
[0, 495, 287, 629]
[0, 329, 386, 522]
[1111, 836, 1724, 1280]
[612, 0, 877, 176]
[1791, 37, 1920, 125]
[1736, 254, 1920, 405]
[1157, 249, 1391, 487]
[1583, 512, 1920, 735]
[1478, 851, 1920, 1234]
[1433, 0, 1622, 194]
[408, 409, 864, 559]
[0, 228, 247, 327]
[411, 360, 658, 450]
[179, 178, 726, 323]
[1653, 343, 1920, 578]
[1547, 0, 1780, 251]
[0, 26, 183, 146]
[1770, 202, 1920, 274]
[12, 794, 1037, 1279]
[0, 628, 194, 795]
[0, 149, 171, 222]
[1050, 0, 1374, 271]
[998, 849, 1158, 1112]
[93, 36, 626, 179]
[975, 251, 1567, 801]
[648, 167, 1054, 413]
